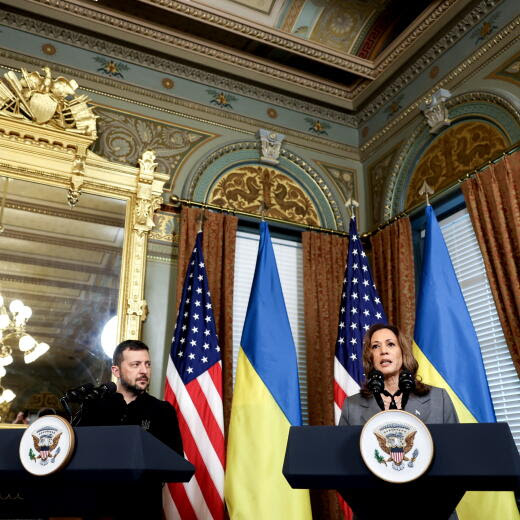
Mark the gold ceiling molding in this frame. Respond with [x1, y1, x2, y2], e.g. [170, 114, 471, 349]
[360, 16, 520, 155]
[0, 67, 170, 343]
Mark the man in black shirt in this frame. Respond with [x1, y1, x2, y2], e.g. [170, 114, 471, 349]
[80, 339, 183, 456]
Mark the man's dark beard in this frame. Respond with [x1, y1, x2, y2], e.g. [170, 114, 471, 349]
[120, 373, 148, 395]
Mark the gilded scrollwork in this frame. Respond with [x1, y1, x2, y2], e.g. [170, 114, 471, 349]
[405, 121, 508, 209]
[0, 67, 97, 136]
[67, 154, 85, 208]
[208, 165, 319, 226]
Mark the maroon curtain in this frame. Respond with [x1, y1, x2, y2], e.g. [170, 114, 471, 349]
[370, 217, 416, 339]
[461, 151, 520, 377]
[302, 230, 348, 520]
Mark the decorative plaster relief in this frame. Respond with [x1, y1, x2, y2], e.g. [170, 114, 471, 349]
[91, 107, 212, 190]
[208, 165, 320, 226]
[405, 120, 508, 209]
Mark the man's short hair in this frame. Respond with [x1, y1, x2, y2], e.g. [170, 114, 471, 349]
[112, 340, 149, 367]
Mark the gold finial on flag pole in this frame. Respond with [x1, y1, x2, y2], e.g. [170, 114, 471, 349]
[345, 198, 359, 219]
[419, 180, 434, 206]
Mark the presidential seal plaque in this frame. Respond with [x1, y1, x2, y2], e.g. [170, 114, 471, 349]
[19, 415, 75, 476]
[359, 409, 434, 483]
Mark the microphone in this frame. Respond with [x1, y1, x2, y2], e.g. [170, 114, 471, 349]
[399, 368, 415, 410]
[367, 370, 385, 411]
[62, 382, 117, 402]
[91, 381, 117, 398]
[63, 383, 95, 403]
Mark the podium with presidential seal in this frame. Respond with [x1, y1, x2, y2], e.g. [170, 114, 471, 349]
[0, 417, 194, 518]
[283, 411, 520, 520]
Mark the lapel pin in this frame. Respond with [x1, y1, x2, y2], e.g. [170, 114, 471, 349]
[415, 410, 421, 415]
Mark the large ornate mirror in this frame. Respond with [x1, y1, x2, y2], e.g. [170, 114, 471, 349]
[0, 67, 169, 423]
[0, 177, 126, 422]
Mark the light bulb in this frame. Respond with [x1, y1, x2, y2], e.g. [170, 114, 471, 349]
[21, 305, 32, 320]
[0, 313, 9, 330]
[2, 388, 15, 403]
[0, 365, 5, 377]
[36, 342, 50, 356]
[9, 299, 24, 314]
[19, 334, 36, 352]
[0, 353, 13, 367]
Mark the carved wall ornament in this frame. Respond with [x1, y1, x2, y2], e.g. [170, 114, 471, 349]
[208, 165, 319, 226]
[138, 149, 158, 181]
[92, 107, 210, 190]
[67, 154, 86, 208]
[258, 129, 284, 165]
[127, 297, 149, 321]
[405, 120, 508, 210]
[420, 89, 452, 134]
[0, 67, 97, 137]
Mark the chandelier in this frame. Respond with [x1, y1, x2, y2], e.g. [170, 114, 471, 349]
[0, 295, 51, 404]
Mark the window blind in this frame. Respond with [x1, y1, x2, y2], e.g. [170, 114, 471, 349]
[232, 230, 308, 424]
[440, 209, 520, 451]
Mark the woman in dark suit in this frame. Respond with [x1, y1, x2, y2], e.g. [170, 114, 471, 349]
[339, 323, 460, 520]
[339, 323, 458, 425]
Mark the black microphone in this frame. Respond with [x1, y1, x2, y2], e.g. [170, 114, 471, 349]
[399, 368, 415, 410]
[91, 381, 117, 398]
[367, 369, 385, 411]
[63, 383, 95, 403]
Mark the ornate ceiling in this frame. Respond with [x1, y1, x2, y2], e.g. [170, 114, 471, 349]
[2, 0, 477, 110]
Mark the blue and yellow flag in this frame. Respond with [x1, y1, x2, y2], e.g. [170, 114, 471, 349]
[225, 222, 312, 519]
[414, 205, 519, 520]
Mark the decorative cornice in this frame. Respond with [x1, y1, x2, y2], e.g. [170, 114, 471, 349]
[0, 53, 357, 158]
[360, 14, 519, 153]
[143, 0, 375, 77]
[2, 1, 361, 102]
[0, 8, 357, 126]
[359, 0, 503, 125]
[373, 0, 467, 73]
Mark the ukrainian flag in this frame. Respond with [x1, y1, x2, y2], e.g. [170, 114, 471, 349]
[413, 205, 519, 520]
[225, 222, 312, 519]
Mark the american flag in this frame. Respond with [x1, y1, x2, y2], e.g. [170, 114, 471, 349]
[334, 216, 387, 422]
[334, 217, 387, 519]
[164, 232, 225, 520]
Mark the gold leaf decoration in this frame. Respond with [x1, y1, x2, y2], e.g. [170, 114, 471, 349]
[208, 165, 319, 226]
[406, 121, 508, 209]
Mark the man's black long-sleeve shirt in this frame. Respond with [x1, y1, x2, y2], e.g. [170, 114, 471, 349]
[79, 391, 183, 456]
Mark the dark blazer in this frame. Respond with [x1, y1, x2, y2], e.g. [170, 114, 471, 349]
[338, 385, 459, 426]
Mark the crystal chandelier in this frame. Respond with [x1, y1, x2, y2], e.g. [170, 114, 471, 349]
[0, 294, 50, 369]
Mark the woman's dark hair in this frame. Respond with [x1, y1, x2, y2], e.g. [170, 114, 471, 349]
[360, 323, 430, 397]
